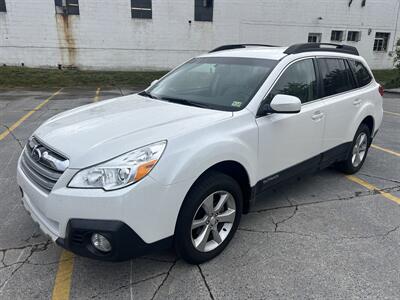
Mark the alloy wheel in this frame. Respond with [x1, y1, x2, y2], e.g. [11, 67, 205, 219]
[191, 191, 236, 252]
[351, 132, 368, 168]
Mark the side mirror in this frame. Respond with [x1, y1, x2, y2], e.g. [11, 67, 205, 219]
[263, 94, 301, 114]
[150, 79, 159, 86]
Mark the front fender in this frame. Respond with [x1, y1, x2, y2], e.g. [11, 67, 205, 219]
[150, 134, 258, 187]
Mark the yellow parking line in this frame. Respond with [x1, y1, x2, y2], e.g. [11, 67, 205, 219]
[52, 250, 74, 300]
[94, 87, 101, 102]
[346, 175, 400, 205]
[384, 110, 400, 117]
[0, 89, 63, 141]
[371, 144, 400, 157]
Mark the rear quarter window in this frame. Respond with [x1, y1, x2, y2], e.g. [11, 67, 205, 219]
[348, 59, 373, 87]
[318, 58, 357, 97]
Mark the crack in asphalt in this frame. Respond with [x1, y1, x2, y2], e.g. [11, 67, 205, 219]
[249, 184, 400, 215]
[238, 224, 400, 241]
[1, 124, 24, 149]
[150, 259, 178, 300]
[359, 172, 400, 184]
[140, 256, 176, 263]
[0, 240, 51, 293]
[272, 205, 299, 232]
[197, 264, 215, 300]
[90, 272, 168, 299]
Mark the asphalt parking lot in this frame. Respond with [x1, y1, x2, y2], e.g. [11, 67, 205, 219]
[0, 88, 399, 299]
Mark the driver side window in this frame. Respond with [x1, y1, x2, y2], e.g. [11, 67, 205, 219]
[266, 59, 317, 104]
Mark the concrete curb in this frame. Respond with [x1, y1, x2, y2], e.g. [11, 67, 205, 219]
[384, 89, 400, 94]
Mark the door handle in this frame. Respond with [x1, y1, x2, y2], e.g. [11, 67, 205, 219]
[353, 99, 362, 106]
[311, 111, 324, 121]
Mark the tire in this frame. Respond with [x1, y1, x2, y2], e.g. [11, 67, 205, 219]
[336, 123, 371, 174]
[174, 171, 243, 264]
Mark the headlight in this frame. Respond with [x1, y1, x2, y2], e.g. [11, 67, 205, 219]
[68, 141, 166, 191]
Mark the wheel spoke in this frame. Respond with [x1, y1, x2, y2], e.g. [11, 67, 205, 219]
[194, 224, 211, 251]
[216, 209, 235, 224]
[359, 134, 366, 147]
[212, 228, 222, 244]
[202, 194, 214, 215]
[192, 215, 208, 230]
[352, 145, 358, 155]
[214, 193, 230, 213]
[354, 153, 361, 166]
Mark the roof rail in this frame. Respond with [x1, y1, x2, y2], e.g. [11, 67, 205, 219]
[209, 44, 278, 53]
[284, 43, 359, 56]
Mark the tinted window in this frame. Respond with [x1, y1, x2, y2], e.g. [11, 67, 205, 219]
[348, 60, 372, 87]
[318, 58, 356, 97]
[266, 59, 317, 104]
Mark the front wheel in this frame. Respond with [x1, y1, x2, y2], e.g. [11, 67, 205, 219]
[337, 123, 371, 174]
[174, 171, 243, 264]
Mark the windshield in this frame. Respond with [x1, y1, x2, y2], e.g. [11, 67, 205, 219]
[147, 57, 278, 111]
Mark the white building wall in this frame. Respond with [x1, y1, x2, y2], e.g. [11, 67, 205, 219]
[0, 0, 399, 70]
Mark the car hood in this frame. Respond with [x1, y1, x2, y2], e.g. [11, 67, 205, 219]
[34, 94, 232, 168]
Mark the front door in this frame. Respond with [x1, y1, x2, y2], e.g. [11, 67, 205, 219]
[256, 58, 326, 190]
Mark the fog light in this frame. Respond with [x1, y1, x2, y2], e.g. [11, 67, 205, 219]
[91, 233, 112, 253]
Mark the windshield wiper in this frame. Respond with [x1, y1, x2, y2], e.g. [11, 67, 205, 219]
[160, 97, 211, 109]
[139, 90, 159, 99]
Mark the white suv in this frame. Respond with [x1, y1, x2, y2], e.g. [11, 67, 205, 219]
[17, 43, 383, 264]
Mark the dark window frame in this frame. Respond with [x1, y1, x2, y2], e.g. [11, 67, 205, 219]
[195, 0, 213, 22]
[331, 30, 345, 42]
[0, 0, 6, 12]
[131, 0, 152, 19]
[308, 33, 322, 43]
[55, 0, 80, 15]
[373, 32, 390, 52]
[347, 31, 361, 42]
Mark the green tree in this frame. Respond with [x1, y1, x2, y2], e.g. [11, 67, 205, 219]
[394, 38, 400, 70]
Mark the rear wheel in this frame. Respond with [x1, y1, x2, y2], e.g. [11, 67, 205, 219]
[174, 171, 242, 264]
[337, 123, 371, 174]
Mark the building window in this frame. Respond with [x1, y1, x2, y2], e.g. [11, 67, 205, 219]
[0, 0, 6, 12]
[195, 0, 213, 22]
[131, 0, 152, 19]
[347, 31, 361, 42]
[373, 32, 390, 52]
[55, 0, 80, 15]
[331, 30, 344, 42]
[308, 33, 322, 43]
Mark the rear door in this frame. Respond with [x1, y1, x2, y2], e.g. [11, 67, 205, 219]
[316, 57, 359, 166]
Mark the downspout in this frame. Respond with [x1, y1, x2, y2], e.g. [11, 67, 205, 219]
[392, 0, 400, 51]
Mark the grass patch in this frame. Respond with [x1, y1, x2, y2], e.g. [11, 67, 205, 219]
[0, 66, 168, 88]
[2, 66, 400, 90]
[372, 69, 400, 89]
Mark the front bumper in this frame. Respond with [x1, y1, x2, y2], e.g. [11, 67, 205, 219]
[57, 219, 172, 261]
[17, 156, 193, 260]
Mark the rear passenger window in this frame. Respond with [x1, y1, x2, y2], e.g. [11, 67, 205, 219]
[318, 58, 356, 97]
[348, 60, 372, 87]
[266, 59, 317, 104]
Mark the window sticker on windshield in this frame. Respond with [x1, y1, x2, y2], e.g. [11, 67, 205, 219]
[231, 101, 242, 108]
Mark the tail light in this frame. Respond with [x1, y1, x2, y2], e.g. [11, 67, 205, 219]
[378, 85, 384, 96]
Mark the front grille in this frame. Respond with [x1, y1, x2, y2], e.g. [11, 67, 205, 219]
[20, 137, 69, 192]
